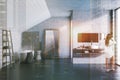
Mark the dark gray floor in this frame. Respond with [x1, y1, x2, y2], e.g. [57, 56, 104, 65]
[0, 59, 120, 80]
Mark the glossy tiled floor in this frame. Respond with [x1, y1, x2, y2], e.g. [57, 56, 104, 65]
[0, 59, 120, 80]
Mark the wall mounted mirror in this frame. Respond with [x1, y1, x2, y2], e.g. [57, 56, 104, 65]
[44, 29, 59, 59]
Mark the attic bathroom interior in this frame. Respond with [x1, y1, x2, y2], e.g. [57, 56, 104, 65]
[1, 0, 120, 80]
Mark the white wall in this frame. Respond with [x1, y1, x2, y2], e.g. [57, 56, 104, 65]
[7, 0, 26, 52]
[72, 11, 110, 48]
[7, 0, 51, 53]
[72, 11, 111, 64]
[26, 0, 51, 29]
[59, 25, 69, 58]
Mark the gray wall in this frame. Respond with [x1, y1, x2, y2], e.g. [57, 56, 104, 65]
[28, 17, 70, 58]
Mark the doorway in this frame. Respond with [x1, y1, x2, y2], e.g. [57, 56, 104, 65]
[43, 29, 59, 59]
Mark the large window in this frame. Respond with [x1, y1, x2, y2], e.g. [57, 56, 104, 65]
[116, 8, 120, 65]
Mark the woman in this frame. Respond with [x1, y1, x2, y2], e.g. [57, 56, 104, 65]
[105, 33, 116, 72]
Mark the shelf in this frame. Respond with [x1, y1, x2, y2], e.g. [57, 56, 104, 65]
[2, 61, 10, 64]
[73, 48, 104, 58]
[0, 0, 6, 3]
[0, 11, 6, 13]
[1, 30, 14, 68]
[2, 41, 8, 42]
[0, 3, 6, 6]
[2, 62, 10, 67]
[73, 52, 104, 57]
[3, 53, 10, 56]
[2, 46, 9, 49]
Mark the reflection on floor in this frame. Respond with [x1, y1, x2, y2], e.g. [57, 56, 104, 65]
[0, 59, 120, 80]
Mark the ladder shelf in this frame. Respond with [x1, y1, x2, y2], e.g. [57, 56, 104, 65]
[2, 30, 14, 68]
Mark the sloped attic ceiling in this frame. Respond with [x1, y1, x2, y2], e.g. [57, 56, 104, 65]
[45, 0, 120, 17]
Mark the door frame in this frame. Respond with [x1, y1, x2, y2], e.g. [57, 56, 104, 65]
[44, 29, 60, 58]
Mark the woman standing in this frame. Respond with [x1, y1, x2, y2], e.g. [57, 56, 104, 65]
[105, 33, 116, 72]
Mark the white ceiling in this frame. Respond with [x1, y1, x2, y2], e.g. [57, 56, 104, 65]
[45, 0, 120, 17]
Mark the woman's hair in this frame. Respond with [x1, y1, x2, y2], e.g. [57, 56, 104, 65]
[105, 34, 113, 46]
